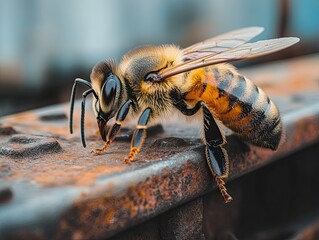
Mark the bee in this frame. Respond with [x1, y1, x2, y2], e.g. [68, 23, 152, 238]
[69, 27, 299, 203]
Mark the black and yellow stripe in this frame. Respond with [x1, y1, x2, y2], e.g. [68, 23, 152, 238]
[213, 67, 282, 150]
[186, 65, 282, 150]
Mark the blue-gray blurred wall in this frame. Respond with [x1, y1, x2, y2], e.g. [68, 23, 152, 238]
[0, 0, 318, 116]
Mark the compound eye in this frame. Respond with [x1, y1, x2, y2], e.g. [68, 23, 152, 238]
[101, 74, 122, 115]
[101, 77, 117, 112]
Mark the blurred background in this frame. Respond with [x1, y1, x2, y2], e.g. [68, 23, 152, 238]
[1, 0, 319, 116]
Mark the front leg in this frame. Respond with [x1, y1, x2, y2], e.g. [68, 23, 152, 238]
[124, 108, 152, 164]
[202, 102, 232, 203]
[92, 100, 132, 155]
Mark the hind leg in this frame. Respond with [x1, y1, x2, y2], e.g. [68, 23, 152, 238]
[202, 102, 233, 203]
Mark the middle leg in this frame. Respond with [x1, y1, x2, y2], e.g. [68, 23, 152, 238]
[124, 108, 153, 164]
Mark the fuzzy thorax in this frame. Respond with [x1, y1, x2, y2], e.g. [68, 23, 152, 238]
[118, 44, 186, 117]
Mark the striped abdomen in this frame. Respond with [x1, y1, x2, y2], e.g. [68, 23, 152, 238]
[186, 65, 282, 150]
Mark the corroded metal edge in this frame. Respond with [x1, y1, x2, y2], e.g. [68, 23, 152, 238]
[60, 103, 319, 239]
[1, 55, 319, 239]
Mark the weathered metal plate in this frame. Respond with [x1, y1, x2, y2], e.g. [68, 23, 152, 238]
[1, 54, 319, 239]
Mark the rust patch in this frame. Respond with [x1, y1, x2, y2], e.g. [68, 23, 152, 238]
[0, 124, 17, 135]
[1, 132, 192, 188]
[0, 163, 11, 177]
[293, 117, 319, 145]
[32, 165, 125, 187]
[56, 160, 210, 239]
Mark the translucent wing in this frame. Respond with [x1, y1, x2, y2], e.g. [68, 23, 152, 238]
[182, 26, 264, 59]
[158, 33, 299, 80]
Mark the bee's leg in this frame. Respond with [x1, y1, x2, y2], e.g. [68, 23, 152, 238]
[172, 96, 232, 202]
[124, 108, 152, 164]
[170, 89, 202, 116]
[92, 100, 132, 155]
[80, 89, 95, 148]
[173, 100, 202, 116]
[202, 102, 233, 203]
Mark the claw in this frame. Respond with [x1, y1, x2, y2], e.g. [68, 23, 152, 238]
[215, 176, 233, 203]
[123, 147, 139, 164]
[91, 140, 112, 155]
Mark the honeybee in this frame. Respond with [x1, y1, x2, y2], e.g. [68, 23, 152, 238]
[69, 27, 299, 203]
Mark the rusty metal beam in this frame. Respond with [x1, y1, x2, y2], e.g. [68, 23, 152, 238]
[1, 54, 319, 239]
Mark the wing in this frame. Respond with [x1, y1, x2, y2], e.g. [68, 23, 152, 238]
[158, 30, 300, 80]
[182, 26, 264, 58]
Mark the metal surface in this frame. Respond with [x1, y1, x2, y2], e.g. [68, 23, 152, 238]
[1, 54, 319, 239]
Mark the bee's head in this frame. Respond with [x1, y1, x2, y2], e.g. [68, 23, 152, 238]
[91, 61, 124, 141]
